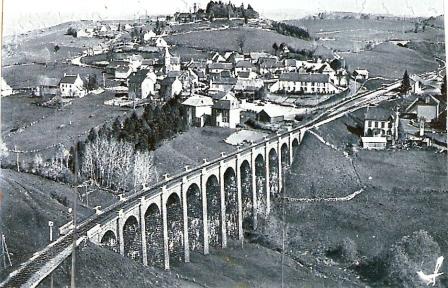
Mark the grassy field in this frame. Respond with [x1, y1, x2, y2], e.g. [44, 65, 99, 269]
[153, 127, 238, 176]
[2, 62, 104, 89]
[2, 21, 106, 66]
[166, 27, 324, 54]
[341, 42, 439, 79]
[271, 111, 448, 287]
[2, 91, 135, 164]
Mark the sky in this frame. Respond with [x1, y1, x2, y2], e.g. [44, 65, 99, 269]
[2, 0, 445, 35]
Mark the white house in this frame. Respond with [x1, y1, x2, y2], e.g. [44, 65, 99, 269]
[211, 91, 241, 129]
[362, 107, 398, 149]
[152, 37, 168, 48]
[127, 54, 143, 72]
[405, 96, 440, 122]
[182, 94, 214, 127]
[59, 74, 86, 97]
[128, 70, 157, 100]
[143, 30, 157, 41]
[1, 77, 13, 97]
[354, 69, 369, 81]
[272, 73, 340, 94]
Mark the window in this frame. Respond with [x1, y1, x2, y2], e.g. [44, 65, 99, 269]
[222, 110, 229, 123]
[375, 122, 379, 128]
[381, 122, 385, 128]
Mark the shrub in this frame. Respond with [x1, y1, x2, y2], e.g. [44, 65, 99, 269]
[386, 230, 441, 288]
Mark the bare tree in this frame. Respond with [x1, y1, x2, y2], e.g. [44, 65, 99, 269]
[133, 151, 155, 192]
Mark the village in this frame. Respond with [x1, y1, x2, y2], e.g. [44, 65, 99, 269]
[2, 2, 445, 153]
[0, 1, 447, 287]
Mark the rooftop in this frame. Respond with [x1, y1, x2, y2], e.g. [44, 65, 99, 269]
[279, 73, 330, 83]
[182, 94, 214, 107]
[365, 107, 393, 121]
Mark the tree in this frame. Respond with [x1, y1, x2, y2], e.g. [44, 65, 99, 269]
[400, 70, 411, 95]
[272, 42, 279, 55]
[236, 34, 246, 53]
[66, 27, 77, 37]
[54, 45, 60, 53]
[386, 230, 441, 288]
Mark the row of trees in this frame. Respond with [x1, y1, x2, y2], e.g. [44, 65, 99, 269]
[205, 1, 258, 19]
[72, 97, 188, 192]
[271, 22, 310, 40]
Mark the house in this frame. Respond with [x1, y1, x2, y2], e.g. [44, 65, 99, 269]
[234, 60, 255, 77]
[353, 69, 369, 81]
[208, 52, 227, 63]
[226, 52, 245, 65]
[127, 54, 143, 72]
[249, 52, 272, 64]
[1, 77, 13, 97]
[405, 96, 440, 122]
[257, 57, 279, 75]
[35, 77, 59, 97]
[59, 74, 86, 97]
[150, 37, 169, 48]
[143, 30, 157, 41]
[106, 60, 129, 75]
[209, 76, 237, 92]
[141, 59, 158, 70]
[237, 71, 258, 80]
[283, 59, 298, 72]
[160, 76, 182, 100]
[211, 91, 241, 128]
[174, 69, 199, 91]
[76, 29, 92, 38]
[257, 108, 285, 123]
[115, 65, 133, 79]
[233, 79, 264, 99]
[182, 94, 214, 127]
[362, 107, 398, 149]
[175, 12, 194, 23]
[272, 73, 340, 94]
[124, 24, 133, 31]
[208, 62, 233, 75]
[128, 70, 157, 100]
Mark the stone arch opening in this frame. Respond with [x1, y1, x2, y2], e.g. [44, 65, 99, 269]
[281, 143, 290, 170]
[240, 160, 253, 230]
[186, 183, 203, 253]
[145, 203, 163, 267]
[255, 154, 267, 222]
[224, 167, 238, 240]
[100, 230, 118, 253]
[166, 193, 183, 265]
[123, 215, 141, 262]
[269, 148, 279, 198]
[206, 175, 222, 247]
[292, 138, 299, 160]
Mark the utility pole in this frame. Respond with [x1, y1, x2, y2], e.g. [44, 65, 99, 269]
[71, 145, 78, 288]
[281, 165, 286, 288]
[49, 221, 54, 288]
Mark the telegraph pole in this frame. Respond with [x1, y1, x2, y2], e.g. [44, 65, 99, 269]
[49, 221, 54, 288]
[71, 145, 78, 288]
[281, 165, 286, 288]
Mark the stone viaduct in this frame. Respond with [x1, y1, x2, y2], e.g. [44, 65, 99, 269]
[86, 127, 304, 270]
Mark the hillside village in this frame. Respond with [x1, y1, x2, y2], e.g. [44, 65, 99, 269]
[0, 1, 447, 287]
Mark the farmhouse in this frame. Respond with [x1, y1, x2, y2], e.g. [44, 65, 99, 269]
[59, 74, 86, 98]
[163, 47, 181, 73]
[128, 70, 157, 100]
[35, 77, 59, 97]
[211, 91, 241, 129]
[405, 96, 440, 122]
[272, 73, 340, 94]
[182, 94, 214, 127]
